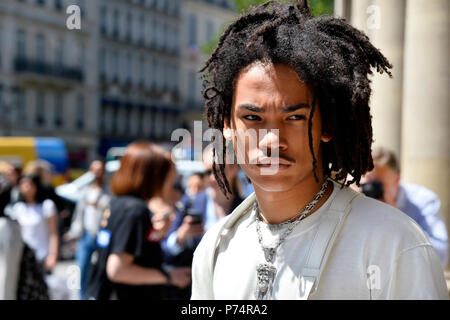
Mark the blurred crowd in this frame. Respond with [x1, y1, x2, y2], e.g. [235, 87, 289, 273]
[0, 143, 447, 300]
[0, 141, 252, 300]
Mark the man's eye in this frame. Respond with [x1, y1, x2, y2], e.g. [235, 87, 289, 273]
[287, 115, 306, 120]
[243, 115, 261, 121]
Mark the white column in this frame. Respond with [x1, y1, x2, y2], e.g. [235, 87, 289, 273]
[369, 0, 405, 157]
[401, 0, 450, 254]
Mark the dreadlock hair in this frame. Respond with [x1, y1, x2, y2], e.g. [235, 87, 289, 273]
[201, 0, 392, 198]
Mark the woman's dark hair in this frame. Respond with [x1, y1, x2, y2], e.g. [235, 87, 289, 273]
[18, 174, 46, 204]
[200, 0, 392, 197]
[111, 141, 173, 200]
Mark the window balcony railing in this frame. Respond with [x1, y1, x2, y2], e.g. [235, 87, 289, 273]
[14, 57, 84, 82]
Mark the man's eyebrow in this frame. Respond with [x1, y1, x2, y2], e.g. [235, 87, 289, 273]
[238, 104, 264, 113]
[281, 103, 310, 113]
[237, 103, 310, 113]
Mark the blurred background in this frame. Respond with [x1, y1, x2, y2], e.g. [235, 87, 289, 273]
[0, 0, 448, 298]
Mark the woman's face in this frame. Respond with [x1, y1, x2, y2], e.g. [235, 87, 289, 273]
[19, 178, 37, 202]
[162, 162, 177, 199]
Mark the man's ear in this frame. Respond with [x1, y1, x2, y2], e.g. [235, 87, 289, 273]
[321, 131, 333, 143]
[223, 117, 233, 141]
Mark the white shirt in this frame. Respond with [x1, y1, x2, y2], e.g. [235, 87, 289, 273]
[192, 181, 448, 300]
[12, 199, 57, 261]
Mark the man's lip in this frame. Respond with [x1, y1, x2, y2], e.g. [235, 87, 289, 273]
[255, 158, 293, 165]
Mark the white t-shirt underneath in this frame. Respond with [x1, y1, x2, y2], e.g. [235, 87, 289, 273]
[12, 199, 57, 261]
[192, 181, 448, 300]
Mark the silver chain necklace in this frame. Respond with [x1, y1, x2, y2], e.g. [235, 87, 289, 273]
[254, 179, 329, 300]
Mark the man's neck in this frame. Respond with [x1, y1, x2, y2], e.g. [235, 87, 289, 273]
[253, 174, 333, 224]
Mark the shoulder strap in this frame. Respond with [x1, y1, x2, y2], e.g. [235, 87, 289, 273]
[210, 193, 256, 274]
[299, 184, 360, 299]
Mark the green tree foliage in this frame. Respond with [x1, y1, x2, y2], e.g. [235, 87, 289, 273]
[233, 0, 333, 16]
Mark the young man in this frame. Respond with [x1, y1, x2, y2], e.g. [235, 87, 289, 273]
[360, 147, 449, 267]
[64, 160, 110, 299]
[191, 0, 448, 299]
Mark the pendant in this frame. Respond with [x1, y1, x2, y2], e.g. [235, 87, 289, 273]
[256, 263, 277, 300]
[263, 247, 276, 263]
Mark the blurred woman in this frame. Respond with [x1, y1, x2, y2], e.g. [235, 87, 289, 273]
[85, 142, 191, 300]
[11, 174, 59, 273]
[148, 153, 177, 242]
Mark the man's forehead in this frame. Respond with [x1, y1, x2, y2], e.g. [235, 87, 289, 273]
[233, 62, 311, 107]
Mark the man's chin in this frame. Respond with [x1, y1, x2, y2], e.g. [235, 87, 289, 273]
[246, 172, 297, 193]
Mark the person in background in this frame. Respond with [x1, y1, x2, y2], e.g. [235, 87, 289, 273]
[0, 162, 22, 218]
[162, 147, 243, 299]
[148, 152, 178, 243]
[64, 160, 110, 300]
[186, 172, 206, 200]
[11, 174, 59, 274]
[22, 160, 71, 241]
[85, 142, 191, 300]
[360, 146, 449, 267]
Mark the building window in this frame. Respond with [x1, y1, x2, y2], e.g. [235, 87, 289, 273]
[137, 108, 143, 136]
[151, 20, 158, 47]
[36, 0, 45, 6]
[55, 40, 64, 67]
[162, 23, 168, 50]
[78, 0, 86, 18]
[139, 56, 145, 85]
[112, 51, 119, 82]
[35, 34, 46, 63]
[99, 104, 105, 134]
[54, 0, 63, 11]
[173, 65, 179, 92]
[100, 6, 107, 34]
[188, 14, 197, 46]
[139, 15, 145, 45]
[126, 12, 132, 42]
[153, 60, 160, 89]
[76, 95, 84, 129]
[35, 91, 45, 126]
[112, 107, 118, 134]
[15, 89, 27, 124]
[157, 22, 164, 49]
[16, 30, 26, 59]
[113, 9, 120, 39]
[126, 53, 132, 84]
[54, 93, 63, 127]
[12, 88, 27, 125]
[99, 48, 106, 79]
[78, 43, 85, 75]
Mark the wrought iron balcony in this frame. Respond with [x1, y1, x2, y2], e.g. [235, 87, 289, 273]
[14, 57, 84, 82]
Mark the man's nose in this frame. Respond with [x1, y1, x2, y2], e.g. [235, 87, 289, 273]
[259, 130, 287, 152]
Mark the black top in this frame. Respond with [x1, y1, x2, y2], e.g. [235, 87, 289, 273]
[86, 195, 165, 300]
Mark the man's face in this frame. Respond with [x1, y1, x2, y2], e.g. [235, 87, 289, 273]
[4, 165, 20, 186]
[363, 164, 400, 207]
[224, 62, 330, 192]
[187, 175, 204, 196]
